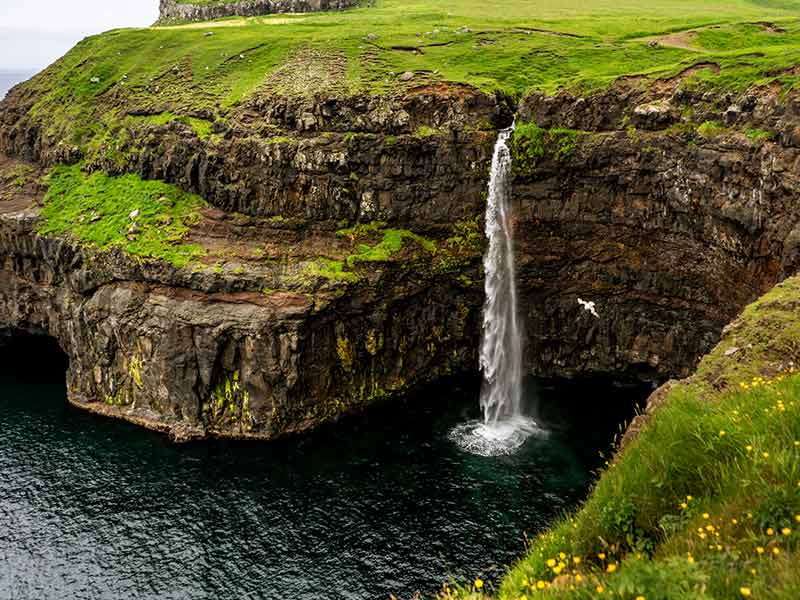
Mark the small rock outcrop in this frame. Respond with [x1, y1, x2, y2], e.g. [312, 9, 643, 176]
[158, 0, 358, 24]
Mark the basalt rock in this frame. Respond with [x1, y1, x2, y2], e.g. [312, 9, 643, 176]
[157, 0, 358, 24]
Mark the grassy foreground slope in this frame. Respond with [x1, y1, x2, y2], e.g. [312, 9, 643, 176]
[17, 0, 800, 152]
[439, 277, 800, 599]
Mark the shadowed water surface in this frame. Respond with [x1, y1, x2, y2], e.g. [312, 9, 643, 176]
[0, 337, 647, 599]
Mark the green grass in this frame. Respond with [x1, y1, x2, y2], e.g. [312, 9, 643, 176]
[697, 120, 728, 137]
[747, 128, 776, 141]
[337, 221, 437, 265]
[14, 0, 800, 155]
[303, 257, 360, 282]
[511, 123, 581, 175]
[39, 164, 206, 267]
[438, 276, 800, 600]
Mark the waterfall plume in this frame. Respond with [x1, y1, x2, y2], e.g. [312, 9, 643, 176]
[450, 125, 542, 456]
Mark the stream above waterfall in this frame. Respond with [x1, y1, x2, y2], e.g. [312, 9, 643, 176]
[0, 337, 650, 600]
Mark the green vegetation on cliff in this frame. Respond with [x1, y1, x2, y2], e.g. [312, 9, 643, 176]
[439, 276, 800, 599]
[510, 123, 581, 176]
[40, 165, 206, 266]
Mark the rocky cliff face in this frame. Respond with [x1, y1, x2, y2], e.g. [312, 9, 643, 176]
[1, 75, 799, 440]
[0, 159, 484, 441]
[157, 0, 358, 24]
[513, 83, 800, 380]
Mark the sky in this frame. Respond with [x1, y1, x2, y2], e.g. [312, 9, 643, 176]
[0, 1, 158, 71]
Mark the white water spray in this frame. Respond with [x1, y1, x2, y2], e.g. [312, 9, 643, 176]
[450, 126, 542, 456]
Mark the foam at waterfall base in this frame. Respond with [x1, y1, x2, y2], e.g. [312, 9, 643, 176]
[449, 416, 544, 457]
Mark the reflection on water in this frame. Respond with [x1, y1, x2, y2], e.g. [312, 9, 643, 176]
[0, 337, 646, 599]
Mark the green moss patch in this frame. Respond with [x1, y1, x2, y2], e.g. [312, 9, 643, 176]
[511, 123, 581, 176]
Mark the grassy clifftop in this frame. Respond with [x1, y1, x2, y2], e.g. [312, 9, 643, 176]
[10, 0, 800, 154]
[439, 276, 800, 599]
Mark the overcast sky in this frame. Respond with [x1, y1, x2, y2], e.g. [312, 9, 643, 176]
[0, 2, 158, 71]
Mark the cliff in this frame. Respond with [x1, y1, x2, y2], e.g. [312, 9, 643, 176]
[2, 2, 800, 444]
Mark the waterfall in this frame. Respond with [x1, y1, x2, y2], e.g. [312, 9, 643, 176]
[449, 125, 541, 456]
[479, 126, 523, 424]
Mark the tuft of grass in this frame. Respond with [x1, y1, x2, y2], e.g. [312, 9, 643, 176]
[511, 123, 581, 176]
[337, 221, 436, 265]
[746, 128, 776, 142]
[697, 120, 728, 137]
[39, 164, 206, 267]
[0, 163, 36, 188]
[413, 125, 440, 139]
[303, 257, 359, 283]
[128, 112, 213, 139]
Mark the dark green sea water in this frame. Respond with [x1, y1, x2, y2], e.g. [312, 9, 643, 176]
[0, 337, 646, 599]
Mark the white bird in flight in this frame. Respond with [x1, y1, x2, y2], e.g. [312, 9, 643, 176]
[577, 298, 599, 318]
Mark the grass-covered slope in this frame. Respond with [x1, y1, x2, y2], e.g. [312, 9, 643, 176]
[438, 276, 800, 599]
[13, 0, 800, 153]
[39, 164, 207, 266]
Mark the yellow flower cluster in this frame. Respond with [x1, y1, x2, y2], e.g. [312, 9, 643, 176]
[738, 370, 795, 391]
[516, 549, 650, 599]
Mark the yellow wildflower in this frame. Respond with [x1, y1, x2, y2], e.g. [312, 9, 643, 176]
[767, 528, 775, 536]
[680, 502, 688, 509]
[702, 513, 710, 519]
[762, 452, 770, 459]
[607, 563, 617, 573]
[746, 445, 753, 452]
[546, 558, 556, 568]
[740, 587, 752, 597]
[596, 586, 604, 593]
[773, 547, 781, 556]
[573, 556, 581, 565]
[575, 574, 583, 583]
[559, 552, 566, 560]
[636, 596, 645, 600]
[536, 581, 546, 590]
[756, 546, 765, 554]
[598, 552, 606, 560]
[782, 527, 791, 535]
[474, 579, 484, 590]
